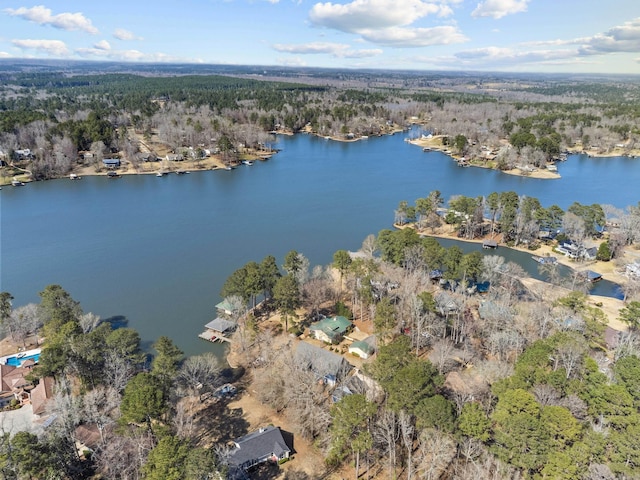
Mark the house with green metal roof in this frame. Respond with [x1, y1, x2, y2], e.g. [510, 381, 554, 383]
[348, 336, 376, 359]
[309, 316, 353, 344]
[215, 299, 237, 317]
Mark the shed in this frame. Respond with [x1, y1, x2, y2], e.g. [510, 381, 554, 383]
[215, 299, 237, 316]
[348, 336, 376, 359]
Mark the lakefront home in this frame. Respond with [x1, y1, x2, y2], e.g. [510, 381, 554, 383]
[228, 426, 291, 473]
[102, 158, 121, 169]
[295, 341, 353, 386]
[309, 316, 352, 344]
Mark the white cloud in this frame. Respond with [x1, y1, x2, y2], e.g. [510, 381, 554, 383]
[471, 0, 529, 19]
[94, 40, 111, 51]
[309, 0, 451, 32]
[454, 46, 574, 63]
[359, 25, 467, 47]
[5, 5, 98, 34]
[75, 45, 201, 63]
[113, 28, 142, 41]
[0, 52, 12, 58]
[276, 56, 308, 66]
[11, 38, 69, 56]
[308, 0, 465, 47]
[273, 41, 382, 57]
[579, 17, 640, 55]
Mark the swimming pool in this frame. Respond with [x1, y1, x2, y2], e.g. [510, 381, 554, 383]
[4, 353, 40, 367]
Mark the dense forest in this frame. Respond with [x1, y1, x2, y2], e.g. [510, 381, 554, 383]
[1, 63, 640, 182]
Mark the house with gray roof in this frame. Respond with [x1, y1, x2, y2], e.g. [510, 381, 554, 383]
[228, 426, 291, 473]
[295, 342, 353, 386]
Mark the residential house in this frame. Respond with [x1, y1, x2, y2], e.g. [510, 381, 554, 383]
[295, 341, 353, 386]
[435, 292, 461, 315]
[583, 247, 598, 261]
[0, 364, 32, 407]
[309, 316, 352, 344]
[0, 363, 53, 415]
[228, 426, 291, 473]
[31, 377, 55, 418]
[331, 374, 367, 403]
[138, 152, 158, 162]
[165, 153, 183, 162]
[102, 158, 121, 169]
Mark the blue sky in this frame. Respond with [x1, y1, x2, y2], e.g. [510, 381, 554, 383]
[1, 1, 639, 73]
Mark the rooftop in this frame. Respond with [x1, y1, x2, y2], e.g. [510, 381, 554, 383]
[229, 426, 290, 468]
[309, 316, 352, 339]
[204, 317, 237, 334]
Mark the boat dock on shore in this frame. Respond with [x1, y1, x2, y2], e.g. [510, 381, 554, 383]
[198, 317, 237, 343]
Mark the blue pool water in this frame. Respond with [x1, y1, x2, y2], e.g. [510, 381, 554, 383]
[5, 354, 40, 367]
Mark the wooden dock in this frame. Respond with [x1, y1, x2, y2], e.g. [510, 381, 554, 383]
[198, 330, 232, 343]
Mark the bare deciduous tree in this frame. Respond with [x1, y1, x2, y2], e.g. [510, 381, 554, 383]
[79, 312, 102, 334]
[373, 408, 399, 477]
[177, 352, 222, 399]
[413, 428, 456, 480]
[103, 350, 135, 392]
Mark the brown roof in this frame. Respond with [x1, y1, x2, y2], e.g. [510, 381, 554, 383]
[31, 377, 54, 416]
[0, 365, 31, 393]
[75, 424, 102, 450]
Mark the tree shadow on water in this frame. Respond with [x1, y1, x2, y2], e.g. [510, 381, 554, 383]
[102, 315, 129, 329]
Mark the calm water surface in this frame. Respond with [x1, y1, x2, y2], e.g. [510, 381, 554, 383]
[1, 131, 638, 355]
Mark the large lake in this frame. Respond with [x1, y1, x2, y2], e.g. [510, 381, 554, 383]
[1, 130, 638, 355]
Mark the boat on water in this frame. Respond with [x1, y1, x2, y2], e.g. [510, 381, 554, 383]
[69, 173, 81, 180]
[156, 172, 166, 177]
[107, 171, 120, 178]
[175, 170, 190, 174]
[241, 160, 253, 166]
[532, 255, 558, 265]
[11, 178, 25, 186]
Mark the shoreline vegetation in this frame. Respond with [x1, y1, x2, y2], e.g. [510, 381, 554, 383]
[392, 221, 635, 331]
[4, 123, 640, 186]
